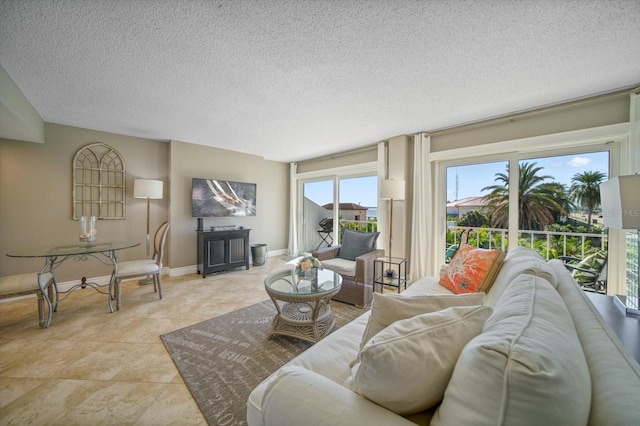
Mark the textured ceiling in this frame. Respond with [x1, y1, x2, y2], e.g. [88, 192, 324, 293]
[1, 0, 639, 162]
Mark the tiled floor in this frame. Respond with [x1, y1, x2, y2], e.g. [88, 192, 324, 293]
[0, 256, 289, 425]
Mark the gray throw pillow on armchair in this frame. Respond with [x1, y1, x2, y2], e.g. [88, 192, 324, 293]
[338, 229, 380, 261]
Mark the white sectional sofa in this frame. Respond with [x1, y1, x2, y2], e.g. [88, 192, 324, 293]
[247, 247, 640, 425]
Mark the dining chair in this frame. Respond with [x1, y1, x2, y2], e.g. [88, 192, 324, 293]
[0, 272, 56, 327]
[110, 221, 170, 312]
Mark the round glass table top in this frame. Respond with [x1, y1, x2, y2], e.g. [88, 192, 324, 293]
[265, 268, 342, 296]
[6, 241, 140, 258]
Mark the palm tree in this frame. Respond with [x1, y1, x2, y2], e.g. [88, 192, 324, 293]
[482, 162, 572, 230]
[570, 171, 606, 233]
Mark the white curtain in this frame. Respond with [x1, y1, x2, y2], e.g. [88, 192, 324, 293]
[377, 142, 389, 251]
[410, 133, 433, 280]
[630, 89, 640, 173]
[288, 162, 298, 256]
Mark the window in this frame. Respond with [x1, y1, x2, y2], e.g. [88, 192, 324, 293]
[439, 143, 617, 294]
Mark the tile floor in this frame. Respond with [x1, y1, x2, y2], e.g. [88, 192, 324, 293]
[0, 256, 289, 425]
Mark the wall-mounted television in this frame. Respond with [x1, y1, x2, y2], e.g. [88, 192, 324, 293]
[192, 178, 256, 217]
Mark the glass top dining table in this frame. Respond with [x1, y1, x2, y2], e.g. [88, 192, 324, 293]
[6, 241, 140, 258]
[6, 240, 140, 317]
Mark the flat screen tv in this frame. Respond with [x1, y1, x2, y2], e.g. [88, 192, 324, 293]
[192, 178, 256, 217]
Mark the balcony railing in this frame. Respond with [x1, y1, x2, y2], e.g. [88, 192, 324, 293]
[339, 219, 379, 234]
[447, 225, 607, 260]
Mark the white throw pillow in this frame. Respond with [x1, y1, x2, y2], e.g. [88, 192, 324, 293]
[344, 305, 492, 415]
[431, 274, 591, 426]
[360, 292, 486, 349]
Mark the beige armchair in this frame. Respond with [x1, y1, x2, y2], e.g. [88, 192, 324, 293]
[312, 229, 384, 308]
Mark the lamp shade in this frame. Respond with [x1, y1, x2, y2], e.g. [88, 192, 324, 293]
[599, 175, 640, 230]
[380, 179, 405, 200]
[134, 179, 163, 199]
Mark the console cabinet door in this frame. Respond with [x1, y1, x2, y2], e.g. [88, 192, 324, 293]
[197, 229, 251, 277]
[206, 238, 226, 269]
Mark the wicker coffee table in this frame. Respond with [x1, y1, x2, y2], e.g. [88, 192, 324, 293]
[264, 269, 342, 343]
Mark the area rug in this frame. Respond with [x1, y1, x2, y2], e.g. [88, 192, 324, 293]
[161, 299, 367, 426]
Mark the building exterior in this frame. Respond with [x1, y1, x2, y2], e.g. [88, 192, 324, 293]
[323, 203, 368, 222]
[446, 196, 489, 218]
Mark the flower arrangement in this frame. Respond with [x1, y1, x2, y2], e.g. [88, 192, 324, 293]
[295, 256, 323, 276]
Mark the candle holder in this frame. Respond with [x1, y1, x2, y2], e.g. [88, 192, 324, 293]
[79, 216, 97, 243]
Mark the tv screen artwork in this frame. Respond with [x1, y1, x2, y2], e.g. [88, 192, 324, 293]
[192, 178, 256, 217]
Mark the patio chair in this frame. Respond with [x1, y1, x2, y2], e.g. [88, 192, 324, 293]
[560, 250, 607, 294]
[316, 218, 334, 249]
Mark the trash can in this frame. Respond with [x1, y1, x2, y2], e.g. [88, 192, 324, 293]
[251, 244, 268, 266]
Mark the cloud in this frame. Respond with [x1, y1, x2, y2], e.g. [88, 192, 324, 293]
[566, 156, 592, 167]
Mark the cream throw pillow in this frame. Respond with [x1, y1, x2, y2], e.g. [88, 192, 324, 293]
[360, 292, 486, 350]
[431, 274, 591, 426]
[344, 305, 492, 415]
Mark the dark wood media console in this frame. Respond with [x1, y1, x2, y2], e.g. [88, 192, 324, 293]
[196, 228, 251, 277]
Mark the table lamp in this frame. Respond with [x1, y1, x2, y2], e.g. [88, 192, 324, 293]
[380, 179, 405, 277]
[134, 179, 163, 283]
[600, 174, 640, 315]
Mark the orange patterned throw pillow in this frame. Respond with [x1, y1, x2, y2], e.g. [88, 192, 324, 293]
[439, 244, 506, 294]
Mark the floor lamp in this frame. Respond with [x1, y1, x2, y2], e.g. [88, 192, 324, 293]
[134, 179, 164, 284]
[380, 179, 405, 277]
[600, 174, 640, 315]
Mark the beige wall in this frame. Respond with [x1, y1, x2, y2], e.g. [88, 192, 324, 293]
[297, 146, 377, 173]
[168, 140, 289, 271]
[430, 91, 629, 151]
[0, 64, 44, 144]
[1, 124, 290, 282]
[1, 123, 169, 281]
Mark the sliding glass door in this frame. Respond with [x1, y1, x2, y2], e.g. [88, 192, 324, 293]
[302, 179, 335, 253]
[298, 172, 378, 255]
[441, 148, 612, 293]
[445, 160, 509, 260]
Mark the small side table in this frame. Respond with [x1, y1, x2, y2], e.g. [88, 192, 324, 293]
[374, 257, 407, 293]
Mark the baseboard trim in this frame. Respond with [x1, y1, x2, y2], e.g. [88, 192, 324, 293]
[170, 265, 198, 277]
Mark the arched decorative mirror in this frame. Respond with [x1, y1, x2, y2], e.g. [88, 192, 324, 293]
[72, 142, 126, 219]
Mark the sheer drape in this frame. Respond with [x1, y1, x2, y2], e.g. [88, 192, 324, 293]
[631, 89, 640, 172]
[377, 142, 389, 251]
[410, 133, 434, 280]
[288, 162, 298, 256]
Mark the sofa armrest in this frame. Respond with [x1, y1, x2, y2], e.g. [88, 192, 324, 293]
[259, 366, 413, 426]
[355, 249, 385, 285]
[312, 245, 341, 261]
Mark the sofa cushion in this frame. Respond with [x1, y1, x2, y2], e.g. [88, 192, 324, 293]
[432, 273, 591, 426]
[360, 292, 486, 349]
[262, 366, 416, 426]
[439, 244, 506, 294]
[345, 305, 492, 416]
[338, 229, 379, 261]
[547, 259, 640, 425]
[320, 257, 356, 277]
[484, 246, 556, 307]
[404, 276, 455, 296]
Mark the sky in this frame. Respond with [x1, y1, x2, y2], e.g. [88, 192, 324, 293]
[446, 151, 609, 201]
[302, 150, 610, 207]
[304, 176, 378, 207]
